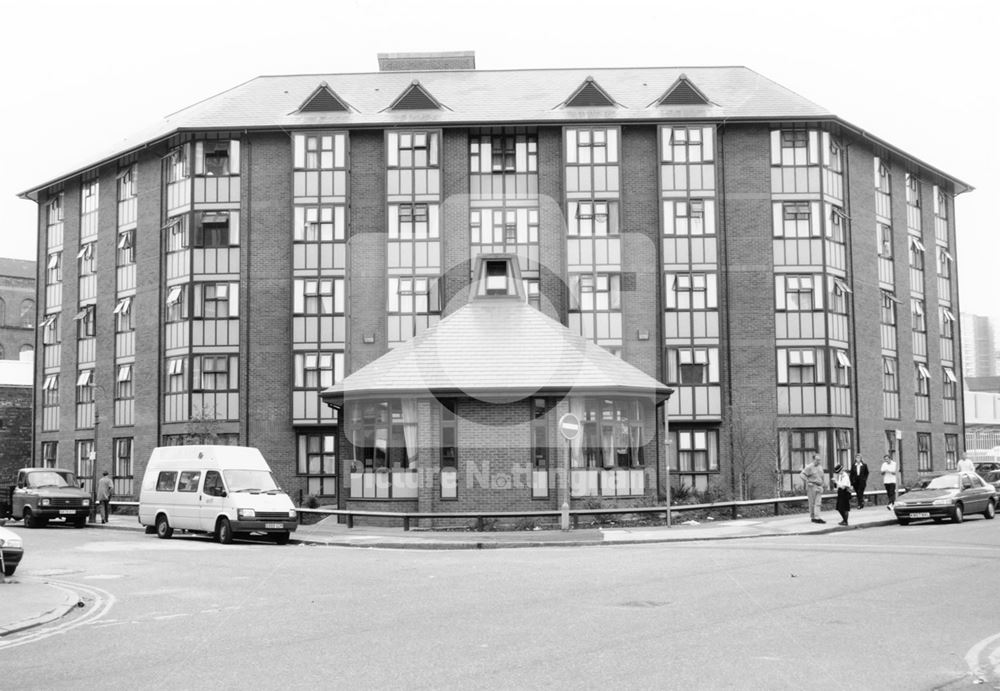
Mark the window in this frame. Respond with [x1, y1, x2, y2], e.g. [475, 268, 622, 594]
[568, 200, 620, 236]
[166, 357, 186, 393]
[20, 299, 34, 328]
[945, 434, 958, 470]
[662, 126, 714, 163]
[114, 296, 133, 333]
[566, 127, 619, 165]
[294, 205, 345, 243]
[194, 282, 239, 319]
[295, 352, 344, 389]
[114, 439, 133, 496]
[773, 201, 819, 238]
[294, 278, 344, 315]
[779, 349, 818, 384]
[469, 131, 538, 174]
[828, 277, 851, 315]
[46, 251, 62, 284]
[826, 204, 847, 242]
[297, 433, 337, 497]
[880, 291, 898, 325]
[165, 145, 189, 183]
[666, 348, 719, 385]
[117, 229, 135, 265]
[177, 471, 202, 492]
[165, 215, 189, 251]
[193, 211, 238, 248]
[156, 471, 178, 492]
[441, 401, 457, 470]
[663, 199, 714, 236]
[77, 242, 96, 275]
[195, 140, 239, 177]
[41, 441, 58, 469]
[115, 363, 133, 400]
[934, 187, 948, 219]
[942, 367, 958, 400]
[878, 224, 893, 258]
[771, 129, 818, 166]
[937, 247, 953, 278]
[906, 173, 921, 207]
[388, 131, 439, 169]
[874, 158, 891, 191]
[74, 305, 96, 338]
[675, 429, 719, 472]
[569, 273, 621, 312]
[883, 357, 898, 393]
[193, 355, 238, 392]
[832, 350, 852, 387]
[531, 398, 548, 470]
[917, 433, 932, 472]
[42, 374, 59, 406]
[76, 369, 94, 403]
[295, 133, 346, 170]
[916, 363, 931, 395]
[350, 401, 417, 471]
[118, 165, 136, 200]
[665, 273, 717, 310]
[165, 285, 188, 322]
[776, 275, 820, 311]
[912, 299, 926, 332]
[940, 308, 956, 339]
[909, 235, 925, 270]
[573, 399, 644, 469]
[41, 313, 59, 345]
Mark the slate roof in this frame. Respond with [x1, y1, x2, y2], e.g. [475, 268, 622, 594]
[321, 297, 672, 403]
[21, 63, 971, 198]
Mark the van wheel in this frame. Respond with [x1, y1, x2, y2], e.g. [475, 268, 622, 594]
[144, 525, 156, 534]
[24, 509, 42, 529]
[216, 517, 234, 544]
[274, 531, 290, 545]
[156, 514, 173, 539]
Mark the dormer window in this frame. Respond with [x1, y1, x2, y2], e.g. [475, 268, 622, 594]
[473, 255, 523, 300]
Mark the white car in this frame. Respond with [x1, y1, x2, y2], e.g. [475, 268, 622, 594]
[0, 522, 24, 576]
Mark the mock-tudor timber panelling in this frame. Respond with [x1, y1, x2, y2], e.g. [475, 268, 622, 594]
[620, 124, 661, 379]
[244, 133, 298, 492]
[347, 129, 387, 373]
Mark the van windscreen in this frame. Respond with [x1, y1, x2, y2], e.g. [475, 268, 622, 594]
[224, 469, 281, 493]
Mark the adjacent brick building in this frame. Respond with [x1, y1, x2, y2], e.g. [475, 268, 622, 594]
[18, 52, 969, 511]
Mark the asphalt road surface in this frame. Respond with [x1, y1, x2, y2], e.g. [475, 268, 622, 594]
[3, 519, 999, 690]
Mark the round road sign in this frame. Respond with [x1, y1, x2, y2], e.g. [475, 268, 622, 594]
[558, 413, 581, 441]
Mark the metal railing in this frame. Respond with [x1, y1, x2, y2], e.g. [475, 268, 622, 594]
[108, 490, 888, 532]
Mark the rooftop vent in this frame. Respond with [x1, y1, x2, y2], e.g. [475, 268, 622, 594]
[378, 51, 476, 72]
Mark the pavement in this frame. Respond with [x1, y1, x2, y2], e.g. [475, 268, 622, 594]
[0, 502, 897, 638]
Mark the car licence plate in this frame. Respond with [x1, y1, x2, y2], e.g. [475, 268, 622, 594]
[910, 512, 930, 518]
[265, 523, 282, 529]
[59, 509, 76, 515]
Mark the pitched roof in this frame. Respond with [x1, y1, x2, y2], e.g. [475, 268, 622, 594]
[19, 64, 972, 197]
[321, 298, 672, 403]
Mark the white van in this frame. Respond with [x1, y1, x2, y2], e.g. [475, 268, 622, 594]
[138, 445, 298, 544]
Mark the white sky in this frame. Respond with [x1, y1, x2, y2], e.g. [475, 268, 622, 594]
[2, 0, 997, 313]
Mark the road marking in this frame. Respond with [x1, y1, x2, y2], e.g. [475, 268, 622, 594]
[0, 578, 116, 651]
[965, 631, 1000, 684]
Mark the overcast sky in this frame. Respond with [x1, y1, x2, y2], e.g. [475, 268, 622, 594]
[2, 0, 996, 314]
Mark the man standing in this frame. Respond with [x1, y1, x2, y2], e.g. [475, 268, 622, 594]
[849, 453, 870, 509]
[799, 454, 826, 524]
[880, 454, 898, 510]
[97, 471, 114, 524]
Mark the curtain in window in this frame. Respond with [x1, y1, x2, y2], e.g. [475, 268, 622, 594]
[602, 424, 615, 469]
[401, 399, 418, 469]
[569, 397, 585, 468]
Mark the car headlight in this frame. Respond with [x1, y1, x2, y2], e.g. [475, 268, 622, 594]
[82, 499, 90, 506]
[40, 498, 51, 506]
[0, 537, 23, 548]
[288, 509, 297, 519]
[237, 508, 256, 519]
[932, 498, 955, 505]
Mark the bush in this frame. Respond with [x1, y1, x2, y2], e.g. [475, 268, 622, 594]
[512, 517, 537, 531]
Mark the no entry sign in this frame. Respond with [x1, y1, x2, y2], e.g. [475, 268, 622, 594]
[558, 413, 581, 441]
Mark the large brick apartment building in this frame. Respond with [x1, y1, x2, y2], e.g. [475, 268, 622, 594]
[18, 52, 969, 511]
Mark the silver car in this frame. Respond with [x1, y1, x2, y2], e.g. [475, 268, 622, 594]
[893, 472, 997, 525]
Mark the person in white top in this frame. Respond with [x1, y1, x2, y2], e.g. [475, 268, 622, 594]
[880, 454, 898, 509]
[956, 453, 976, 474]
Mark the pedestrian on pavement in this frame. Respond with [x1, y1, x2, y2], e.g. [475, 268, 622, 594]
[850, 453, 870, 509]
[799, 454, 826, 524]
[880, 454, 898, 510]
[833, 463, 852, 526]
[97, 471, 114, 524]
[957, 453, 976, 474]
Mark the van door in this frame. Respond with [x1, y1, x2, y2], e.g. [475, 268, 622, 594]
[174, 470, 203, 530]
[199, 470, 226, 532]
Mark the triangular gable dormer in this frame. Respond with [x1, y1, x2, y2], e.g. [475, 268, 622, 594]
[470, 254, 525, 302]
[655, 74, 711, 106]
[562, 77, 618, 108]
[387, 80, 447, 111]
[296, 82, 352, 113]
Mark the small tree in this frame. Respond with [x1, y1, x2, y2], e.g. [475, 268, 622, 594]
[726, 403, 779, 500]
[182, 405, 223, 445]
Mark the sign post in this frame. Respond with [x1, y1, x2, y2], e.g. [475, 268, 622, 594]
[558, 413, 581, 531]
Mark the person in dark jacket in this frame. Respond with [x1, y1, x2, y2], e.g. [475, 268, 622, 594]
[833, 463, 853, 526]
[849, 453, 870, 509]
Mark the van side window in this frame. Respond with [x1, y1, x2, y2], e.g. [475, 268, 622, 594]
[156, 471, 178, 491]
[204, 471, 225, 497]
[177, 471, 202, 493]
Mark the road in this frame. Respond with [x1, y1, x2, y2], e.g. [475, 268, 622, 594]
[2, 519, 999, 690]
